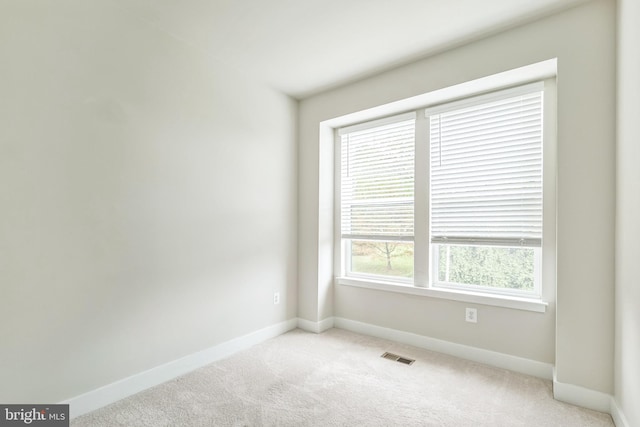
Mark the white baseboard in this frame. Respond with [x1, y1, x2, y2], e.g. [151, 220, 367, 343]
[297, 317, 334, 333]
[552, 369, 612, 413]
[333, 317, 554, 380]
[334, 318, 624, 418]
[610, 397, 631, 427]
[62, 318, 298, 419]
[61, 316, 623, 422]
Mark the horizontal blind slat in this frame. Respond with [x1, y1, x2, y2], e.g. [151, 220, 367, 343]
[341, 118, 415, 239]
[430, 90, 543, 246]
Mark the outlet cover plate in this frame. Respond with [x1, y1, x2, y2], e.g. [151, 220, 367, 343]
[465, 307, 477, 323]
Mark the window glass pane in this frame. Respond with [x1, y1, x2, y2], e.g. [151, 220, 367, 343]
[429, 90, 543, 248]
[341, 118, 415, 241]
[435, 244, 534, 291]
[350, 240, 413, 279]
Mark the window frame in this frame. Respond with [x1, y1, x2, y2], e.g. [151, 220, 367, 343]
[343, 238, 414, 285]
[431, 243, 542, 298]
[333, 74, 556, 311]
[337, 112, 417, 284]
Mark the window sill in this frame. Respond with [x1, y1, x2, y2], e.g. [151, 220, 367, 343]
[336, 277, 548, 313]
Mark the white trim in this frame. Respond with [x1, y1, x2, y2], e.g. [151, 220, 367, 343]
[337, 277, 548, 313]
[61, 319, 298, 419]
[334, 317, 553, 379]
[338, 111, 416, 135]
[414, 110, 430, 285]
[60, 316, 621, 422]
[297, 317, 335, 333]
[552, 369, 612, 413]
[431, 246, 543, 300]
[334, 127, 345, 279]
[332, 68, 557, 308]
[423, 81, 544, 115]
[610, 397, 631, 427]
[322, 59, 557, 130]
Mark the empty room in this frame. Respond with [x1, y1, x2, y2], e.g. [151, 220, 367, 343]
[1, 0, 638, 426]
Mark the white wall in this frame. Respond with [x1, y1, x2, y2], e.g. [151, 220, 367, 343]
[299, 0, 615, 394]
[615, 0, 640, 425]
[0, 1, 297, 403]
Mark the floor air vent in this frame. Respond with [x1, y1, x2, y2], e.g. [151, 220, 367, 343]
[381, 352, 415, 365]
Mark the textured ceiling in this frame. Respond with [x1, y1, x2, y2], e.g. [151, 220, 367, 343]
[114, 0, 590, 98]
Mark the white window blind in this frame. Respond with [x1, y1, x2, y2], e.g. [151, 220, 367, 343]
[340, 114, 415, 241]
[429, 87, 543, 247]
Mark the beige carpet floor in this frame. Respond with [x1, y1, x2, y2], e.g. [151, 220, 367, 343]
[71, 328, 614, 426]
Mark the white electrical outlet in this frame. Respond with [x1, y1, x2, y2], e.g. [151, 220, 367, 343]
[273, 292, 280, 305]
[465, 308, 477, 323]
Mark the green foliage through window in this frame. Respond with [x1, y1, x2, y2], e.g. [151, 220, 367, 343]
[436, 245, 534, 291]
[350, 241, 413, 278]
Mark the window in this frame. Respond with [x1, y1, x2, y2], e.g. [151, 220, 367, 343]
[337, 82, 550, 300]
[339, 114, 415, 282]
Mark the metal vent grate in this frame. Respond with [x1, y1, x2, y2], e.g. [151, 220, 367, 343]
[381, 352, 415, 365]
